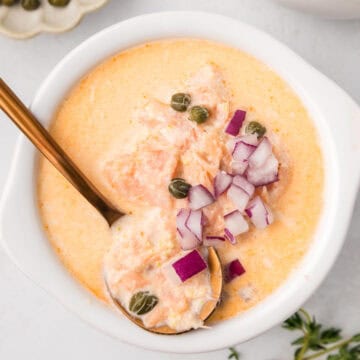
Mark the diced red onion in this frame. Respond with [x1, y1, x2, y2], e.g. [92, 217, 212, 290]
[232, 141, 257, 162]
[176, 209, 190, 234]
[203, 236, 226, 247]
[232, 175, 255, 197]
[189, 184, 215, 210]
[226, 134, 259, 153]
[230, 136, 258, 175]
[240, 134, 259, 146]
[214, 171, 233, 198]
[224, 210, 249, 237]
[172, 250, 207, 282]
[246, 154, 279, 186]
[225, 109, 246, 136]
[176, 209, 199, 250]
[231, 160, 249, 175]
[248, 137, 272, 169]
[185, 209, 203, 241]
[227, 184, 250, 212]
[224, 228, 236, 244]
[224, 259, 246, 283]
[245, 196, 274, 229]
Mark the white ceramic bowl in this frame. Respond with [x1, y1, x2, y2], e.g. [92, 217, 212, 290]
[1, 12, 360, 354]
[0, 0, 108, 39]
[275, 0, 360, 19]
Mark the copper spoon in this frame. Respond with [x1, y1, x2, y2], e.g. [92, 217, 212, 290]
[0, 78, 223, 334]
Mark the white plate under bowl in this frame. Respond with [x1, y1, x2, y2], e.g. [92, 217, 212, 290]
[0, 0, 108, 39]
[1, 12, 360, 353]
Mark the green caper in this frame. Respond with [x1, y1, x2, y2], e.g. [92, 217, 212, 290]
[48, 0, 70, 6]
[2, 0, 18, 5]
[170, 93, 191, 112]
[21, 0, 40, 10]
[189, 105, 210, 124]
[168, 178, 191, 199]
[246, 121, 267, 138]
[129, 291, 158, 316]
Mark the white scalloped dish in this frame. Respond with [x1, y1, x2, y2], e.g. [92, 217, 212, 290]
[0, 0, 108, 39]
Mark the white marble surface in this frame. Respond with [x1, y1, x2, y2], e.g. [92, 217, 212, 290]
[0, 1, 359, 359]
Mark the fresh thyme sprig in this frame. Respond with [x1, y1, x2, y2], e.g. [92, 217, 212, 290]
[228, 347, 240, 360]
[226, 309, 360, 360]
[283, 309, 360, 360]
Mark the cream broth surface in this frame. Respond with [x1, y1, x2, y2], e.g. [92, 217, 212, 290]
[38, 39, 323, 324]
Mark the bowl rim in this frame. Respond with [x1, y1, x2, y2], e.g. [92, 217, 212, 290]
[1, 11, 360, 353]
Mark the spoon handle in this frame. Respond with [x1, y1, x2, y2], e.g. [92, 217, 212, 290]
[0, 78, 123, 226]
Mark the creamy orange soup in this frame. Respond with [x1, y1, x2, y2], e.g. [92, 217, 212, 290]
[37, 39, 323, 328]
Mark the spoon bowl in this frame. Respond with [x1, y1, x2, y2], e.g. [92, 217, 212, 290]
[104, 246, 223, 335]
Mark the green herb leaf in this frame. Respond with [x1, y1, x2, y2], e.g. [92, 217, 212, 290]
[283, 312, 304, 331]
[352, 334, 360, 343]
[309, 343, 325, 351]
[321, 328, 343, 344]
[282, 309, 360, 360]
[327, 355, 341, 360]
[292, 336, 305, 346]
[350, 344, 360, 355]
[339, 345, 350, 357]
[228, 347, 240, 360]
[129, 291, 158, 315]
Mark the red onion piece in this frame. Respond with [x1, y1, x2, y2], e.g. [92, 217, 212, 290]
[176, 208, 190, 234]
[224, 259, 246, 283]
[176, 209, 199, 250]
[230, 135, 259, 175]
[224, 228, 236, 244]
[232, 175, 255, 197]
[189, 184, 215, 210]
[203, 236, 226, 247]
[231, 160, 249, 175]
[214, 171, 233, 198]
[248, 137, 272, 169]
[172, 250, 207, 282]
[224, 210, 249, 237]
[232, 141, 257, 162]
[227, 184, 250, 212]
[246, 154, 279, 186]
[185, 209, 203, 241]
[225, 109, 246, 136]
[240, 134, 259, 146]
[226, 134, 259, 153]
[245, 196, 274, 229]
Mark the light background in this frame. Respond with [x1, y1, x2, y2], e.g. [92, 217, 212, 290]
[0, 1, 359, 359]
